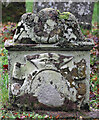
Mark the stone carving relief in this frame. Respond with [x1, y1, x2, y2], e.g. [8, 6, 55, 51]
[33, 2, 94, 27]
[13, 8, 93, 47]
[11, 53, 87, 110]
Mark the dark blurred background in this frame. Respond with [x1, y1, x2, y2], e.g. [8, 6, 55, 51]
[2, 2, 26, 23]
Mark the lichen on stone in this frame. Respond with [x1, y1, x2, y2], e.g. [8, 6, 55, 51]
[58, 10, 71, 20]
[11, 52, 88, 110]
[12, 7, 94, 48]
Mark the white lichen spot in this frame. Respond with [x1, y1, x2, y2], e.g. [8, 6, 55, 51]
[75, 77, 79, 79]
[60, 64, 67, 69]
[69, 33, 77, 41]
[41, 36, 48, 43]
[34, 16, 39, 23]
[64, 33, 69, 38]
[78, 95, 82, 98]
[72, 81, 75, 86]
[52, 53, 59, 60]
[18, 22, 22, 26]
[65, 72, 68, 74]
[66, 80, 71, 87]
[46, 19, 57, 27]
[64, 24, 67, 30]
[11, 83, 21, 95]
[68, 28, 73, 35]
[44, 24, 47, 30]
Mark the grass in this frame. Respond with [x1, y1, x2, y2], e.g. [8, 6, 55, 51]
[92, 2, 99, 24]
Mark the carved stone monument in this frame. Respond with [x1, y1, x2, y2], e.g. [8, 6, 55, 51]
[5, 8, 94, 111]
[33, 2, 94, 29]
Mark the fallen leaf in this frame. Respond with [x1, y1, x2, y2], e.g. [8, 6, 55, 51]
[28, 113, 30, 117]
[1, 53, 4, 56]
[3, 65, 8, 70]
[56, 115, 59, 118]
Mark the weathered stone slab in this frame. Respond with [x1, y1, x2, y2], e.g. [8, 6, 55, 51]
[5, 8, 94, 111]
[33, 2, 94, 29]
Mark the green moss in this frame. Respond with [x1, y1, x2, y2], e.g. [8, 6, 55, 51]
[26, 1, 33, 13]
[56, 10, 61, 14]
[57, 10, 71, 20]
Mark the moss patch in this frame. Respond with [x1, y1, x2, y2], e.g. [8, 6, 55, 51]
[57, 10, 71, 20]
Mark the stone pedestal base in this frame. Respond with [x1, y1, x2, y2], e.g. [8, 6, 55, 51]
[35, 110, 99, 119]
[6, 45, 91, 111]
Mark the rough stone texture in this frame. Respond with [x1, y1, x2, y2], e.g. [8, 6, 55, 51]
[7, 51, 90, 111]
[33, 2, 94, 29]
[5, 8, 94, 112]
[11, 8, 94, 48]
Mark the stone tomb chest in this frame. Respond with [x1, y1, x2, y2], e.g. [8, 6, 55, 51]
[5, 8, 94, 111]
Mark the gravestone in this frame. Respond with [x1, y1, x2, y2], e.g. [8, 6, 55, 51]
[5, 8, 94, 112]
[33, 2, 94, 29]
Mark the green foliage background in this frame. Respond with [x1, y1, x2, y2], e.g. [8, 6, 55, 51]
[26, 0, 33, 13]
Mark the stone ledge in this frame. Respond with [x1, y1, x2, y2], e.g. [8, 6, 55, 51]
[5, 43, 94, 51]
